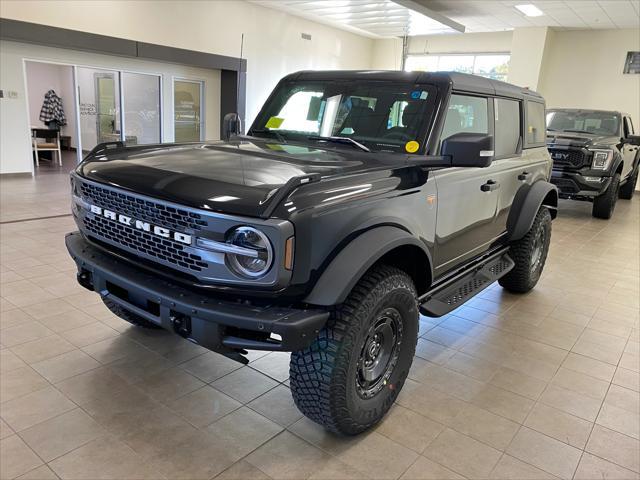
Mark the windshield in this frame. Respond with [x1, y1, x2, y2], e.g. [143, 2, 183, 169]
[250, 80, 437, 154]
[546, 110, 620, 136]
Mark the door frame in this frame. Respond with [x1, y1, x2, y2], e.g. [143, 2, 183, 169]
[22, 57, 163, 169]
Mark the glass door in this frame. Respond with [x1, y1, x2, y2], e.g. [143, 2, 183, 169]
[174, 79, 203, 142]
[76, 67, 121, 156]
[122, 72, 161, 145]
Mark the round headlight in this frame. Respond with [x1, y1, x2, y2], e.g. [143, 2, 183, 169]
[226, 226, 273, 278]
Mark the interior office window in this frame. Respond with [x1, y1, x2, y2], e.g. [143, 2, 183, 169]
[494, 98, 521, 156]
[76, 67, 120, 155]
[440, 94, 488, 141]
[122, 73, 160, 145]
[405, 54, 510, 82]
[526, 101, 546, 145]
[174, 79, 203, 142]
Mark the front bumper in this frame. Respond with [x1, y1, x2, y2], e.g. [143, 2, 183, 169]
[550, 170, 611, 198]
[66, 232, 328, 352]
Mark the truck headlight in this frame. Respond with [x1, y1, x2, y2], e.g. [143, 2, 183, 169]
[225, 226, 273, 278]
[591, 149, 613, 170]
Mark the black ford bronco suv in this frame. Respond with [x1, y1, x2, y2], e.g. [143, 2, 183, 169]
[66, 71, 557, 435]
[546, 109, 640, 219]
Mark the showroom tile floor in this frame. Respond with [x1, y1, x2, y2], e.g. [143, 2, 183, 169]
[0, 181, 638, 479]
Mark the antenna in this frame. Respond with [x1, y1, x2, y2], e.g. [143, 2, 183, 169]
[236, 33, 244, 131]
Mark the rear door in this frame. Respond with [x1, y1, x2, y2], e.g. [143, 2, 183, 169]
[622, 116, 637, 180]
[432, 93, 502, 276]
[493, 99, 550, 234]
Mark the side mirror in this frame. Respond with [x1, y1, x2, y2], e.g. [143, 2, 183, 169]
[222, 113, 242, 141]
[441, 132, 494, 168]
[626, 134, 640, 146]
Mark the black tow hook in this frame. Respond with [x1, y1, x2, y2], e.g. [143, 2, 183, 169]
[170, 313, 192, 338]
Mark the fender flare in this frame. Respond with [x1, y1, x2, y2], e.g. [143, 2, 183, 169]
[303, 226, 431, 306]
[507, 180, 558, 242]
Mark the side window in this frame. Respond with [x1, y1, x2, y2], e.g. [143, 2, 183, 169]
[494, 98, 521, 157]
[440, 94, 488, 141]
[624, 117, 634, 137]
[525, 101, 545, 145]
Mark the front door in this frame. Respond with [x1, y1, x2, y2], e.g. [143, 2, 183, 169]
[432, 93, 500, 276]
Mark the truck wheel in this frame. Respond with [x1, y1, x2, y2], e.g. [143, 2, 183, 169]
[290, 265, 418, 435]
[619, 168, 638, 200]
[499, 207, 551, 294]
[102, 297, 161, 329]
[592, 173, 620, 219]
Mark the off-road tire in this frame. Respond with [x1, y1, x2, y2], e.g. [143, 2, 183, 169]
[289, 265, 419, 435]
[619, 167, 638, 200]
[102, 297, 161, 329]
[592, 173, 620, 219]
[499, 207, 552, 294]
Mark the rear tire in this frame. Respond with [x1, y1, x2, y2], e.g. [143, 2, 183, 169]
[619, 168, 638, 200]
[499, 207, 552, 294]
[102, 297, 161, 329]
[289, 265, 418, 435]
[592, 173, 620, 219]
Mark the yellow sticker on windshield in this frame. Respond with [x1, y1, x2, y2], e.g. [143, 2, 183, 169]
[405, 141, 420, 153]
[265, 116, 284, 129]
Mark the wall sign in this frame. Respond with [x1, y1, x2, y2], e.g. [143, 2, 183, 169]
[623, 51, 640, 74]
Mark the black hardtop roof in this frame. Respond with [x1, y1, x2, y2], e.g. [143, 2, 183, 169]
[284, 70, 544, 102]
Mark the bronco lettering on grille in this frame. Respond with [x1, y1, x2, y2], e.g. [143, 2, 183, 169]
[88, 204, 192, 245]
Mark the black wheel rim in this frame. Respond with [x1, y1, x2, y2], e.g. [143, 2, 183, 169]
[530, 226, 546, 274]
[356, 308, 403, 399]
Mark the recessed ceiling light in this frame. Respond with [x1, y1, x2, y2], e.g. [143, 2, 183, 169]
[515, 4, 544, 17]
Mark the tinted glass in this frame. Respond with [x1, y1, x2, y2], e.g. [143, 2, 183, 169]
[251, 81, 437, 154]
[526, 101, 546, 145]
[440, 94, 488, 141]
[495, 98, 521, 156]
[546, 110, 620, 137]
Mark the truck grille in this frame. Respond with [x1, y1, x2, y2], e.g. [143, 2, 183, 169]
[549, 149, 588, 169]
[551, 177, 580, 194]
[80, 182, 207, 232]
[84, 215, 209, 272]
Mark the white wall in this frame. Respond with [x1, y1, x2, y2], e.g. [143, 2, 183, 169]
[407, 31, 513, 55]
[0, 0, 375, 129]
[538, 28, 640, 127]
[508, 27, 551, 90]
[25, 61, 77, 147]
[0, 40, 220, 174]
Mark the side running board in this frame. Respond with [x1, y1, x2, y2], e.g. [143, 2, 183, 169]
[419, 250, 514, 317]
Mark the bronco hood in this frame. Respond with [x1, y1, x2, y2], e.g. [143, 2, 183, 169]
[77, 139, 385, 218]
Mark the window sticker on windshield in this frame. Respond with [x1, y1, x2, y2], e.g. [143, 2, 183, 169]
[265, 116, 285, 129]
[405, 141, 420, 153]
[410, 90, 429, 100]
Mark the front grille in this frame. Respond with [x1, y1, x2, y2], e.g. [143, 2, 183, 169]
[551, 177, 580, 194]
[549, 149, 588, 169]
[83, 215, 209, 272]
[80, 182, 207, 232]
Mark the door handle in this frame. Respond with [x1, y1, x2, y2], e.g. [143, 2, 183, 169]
[518, 171, 531, 181]
[481, 180, 500, 192]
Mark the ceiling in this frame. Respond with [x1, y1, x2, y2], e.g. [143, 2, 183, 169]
[253, 0, 640, 37]
[423, 1, 640, 32]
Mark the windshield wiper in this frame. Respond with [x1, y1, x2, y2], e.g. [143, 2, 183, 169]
[250, 129, 287, 143]
[563, 129, 591, 134]
[307, 135, 371, 152]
